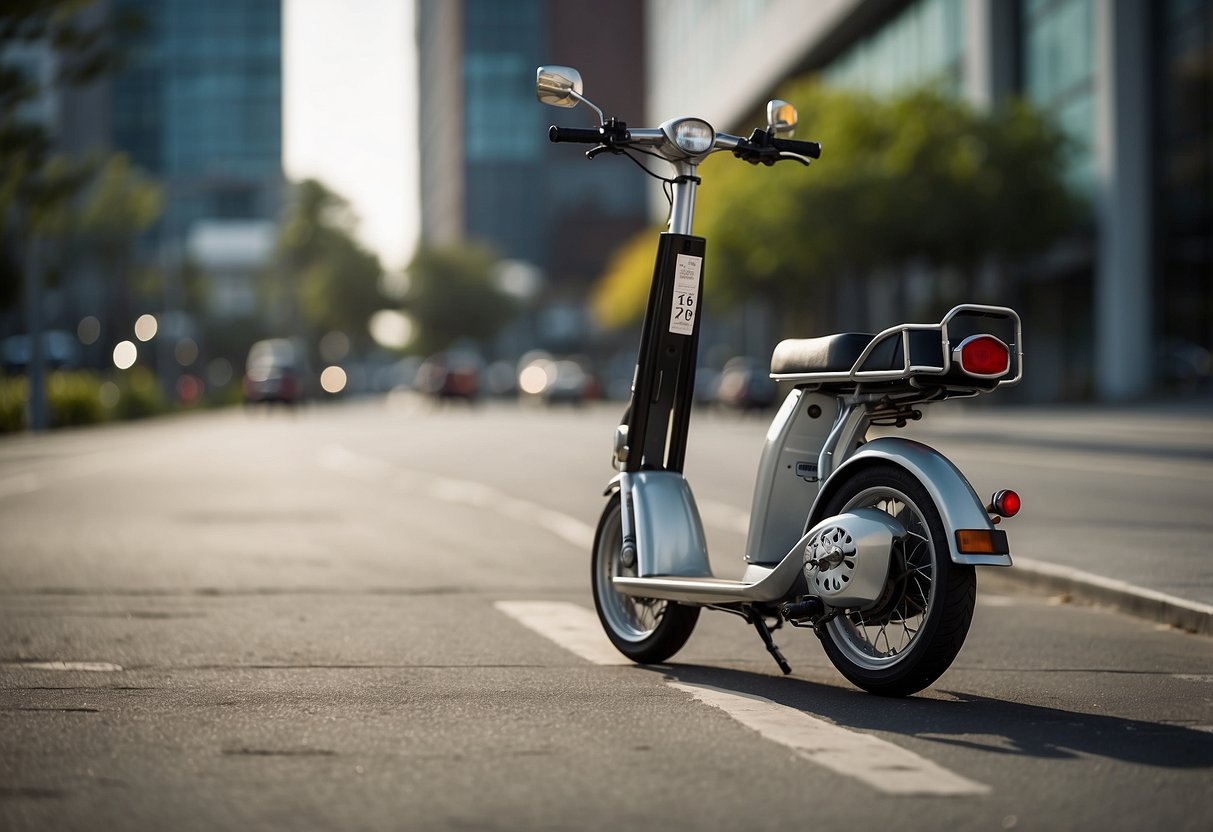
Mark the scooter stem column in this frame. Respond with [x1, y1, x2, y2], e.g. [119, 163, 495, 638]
[668, 162, 699, 235]
[626, 229, 705, 473]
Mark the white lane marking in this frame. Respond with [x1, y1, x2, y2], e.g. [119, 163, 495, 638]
[1, 661, 123, 672]
[319, 446, 596, 549]
[429, 477, 595, 548]
[0, 472, 41, 499]
[316, 444, 396, 480]
[497, 600, 989, 797]
[494, 601, 628, 665]
[0, 452, 124, 500]
[670, 682, 991, 796]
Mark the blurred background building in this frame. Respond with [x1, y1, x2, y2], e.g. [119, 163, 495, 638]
[412, 0, 1210, 403]
[2, 0, 283, 370]
[108, 0, 284, 319]
[416, 0, 649, 354]
[3, 0, 1209, 430]
[645, 0, 1210, 402]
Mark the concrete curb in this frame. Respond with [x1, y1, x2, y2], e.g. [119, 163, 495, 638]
[998, 557, 1213, 636]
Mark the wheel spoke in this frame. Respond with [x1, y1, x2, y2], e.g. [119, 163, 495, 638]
[827, 482, 946, 666]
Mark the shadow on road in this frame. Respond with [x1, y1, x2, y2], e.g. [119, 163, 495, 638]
[644, 663, 1213, 771]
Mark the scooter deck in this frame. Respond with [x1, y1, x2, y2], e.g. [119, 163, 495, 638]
[613, 557, 798, 605]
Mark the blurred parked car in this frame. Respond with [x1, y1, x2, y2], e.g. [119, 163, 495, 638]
[243, 338, 311, 405]
[415, 351, 482, 403]
[716, 356, 778, 411]
[518, 355, 594, 405]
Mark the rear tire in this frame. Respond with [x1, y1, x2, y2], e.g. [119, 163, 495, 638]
[816, 464, 976, 697]
[591, 494, 699, 664]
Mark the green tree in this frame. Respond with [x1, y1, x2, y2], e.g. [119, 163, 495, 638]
[593, 81, 1080, 331]
[1, 0, 143, 306]
[403, 243, 518, 356]
[74, 153, 162, 343]
[271, 179, 386, 350]
[1, 0, 151, 431]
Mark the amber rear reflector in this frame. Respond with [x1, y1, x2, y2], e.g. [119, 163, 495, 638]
[955, 529, 1010, 555]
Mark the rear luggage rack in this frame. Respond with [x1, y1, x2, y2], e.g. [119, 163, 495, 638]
[770, 304, 1023, 391]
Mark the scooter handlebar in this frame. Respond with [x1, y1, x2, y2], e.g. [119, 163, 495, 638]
[771, 137, 822, 159]
[548, 125, 603, 144]
[548, 124, 822, 164]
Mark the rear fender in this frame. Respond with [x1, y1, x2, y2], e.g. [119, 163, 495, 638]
[808, 436, 1011, 566]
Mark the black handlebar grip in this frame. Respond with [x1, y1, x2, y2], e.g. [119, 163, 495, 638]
[548, 125, 603, 144]
[772, 137, 822, 159]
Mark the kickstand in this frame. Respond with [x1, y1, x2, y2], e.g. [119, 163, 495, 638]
[746, 607, 792, 675]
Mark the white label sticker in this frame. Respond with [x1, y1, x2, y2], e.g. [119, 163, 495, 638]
[669, 254, 702, 336]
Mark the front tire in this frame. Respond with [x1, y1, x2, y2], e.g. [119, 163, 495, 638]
[817, 464, 976, 696]
[591, 494, 699, 664]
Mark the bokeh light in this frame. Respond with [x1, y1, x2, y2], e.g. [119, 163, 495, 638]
[319, 330, 350, 363]
[207, 358, 233, 388]
[320, 365, 348, 394]
[99, 382, 120, 408]
[369, 309, 414, 350]
[134, 314, 158, 342]
[176, 374, 203, 404]
[519, 361, 554, 395]
[174, 338, 199, 367]
[113, 340, 137, 370]
[77, 316, 101, 345]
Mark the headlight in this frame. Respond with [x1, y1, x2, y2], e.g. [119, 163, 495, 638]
[670, 118, 714, 155]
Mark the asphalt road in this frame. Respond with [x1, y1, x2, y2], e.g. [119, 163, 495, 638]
[1, 398, 1211, 831]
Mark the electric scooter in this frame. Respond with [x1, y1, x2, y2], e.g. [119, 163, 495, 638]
[538, 66, 1024, 697]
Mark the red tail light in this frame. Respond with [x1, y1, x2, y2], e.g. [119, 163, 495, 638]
[954, 335, 1010, 377]
[989, 489, 1021, 518]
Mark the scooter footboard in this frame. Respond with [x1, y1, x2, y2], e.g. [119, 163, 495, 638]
[808, 436, 1012, 567]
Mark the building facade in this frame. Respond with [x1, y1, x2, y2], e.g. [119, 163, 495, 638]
[416, 0, 649, 352]
[111, 0, 284, 239]
[98, 0, 284, 324]
[647, 0, 1211, 402]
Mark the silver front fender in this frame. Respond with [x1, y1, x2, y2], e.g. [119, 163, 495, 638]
[810, 436, 1012, 567]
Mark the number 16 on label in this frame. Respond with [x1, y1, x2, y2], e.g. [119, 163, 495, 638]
[669, 253, 702, 336]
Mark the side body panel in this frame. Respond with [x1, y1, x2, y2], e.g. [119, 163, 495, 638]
[745, 390, 838, 565]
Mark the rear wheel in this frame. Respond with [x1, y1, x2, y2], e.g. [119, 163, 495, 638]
[591, 494, 699, 664]
[817, 464, 976, 696]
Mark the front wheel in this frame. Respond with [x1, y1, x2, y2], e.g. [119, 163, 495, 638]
[592, 494, 699, 664]
[816, 464, 976, 697]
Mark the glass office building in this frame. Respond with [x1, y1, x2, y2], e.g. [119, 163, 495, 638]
[416, 0, 649, 351]
[112, 0, 284, 245]
[648, 0, 1212, 401]
[459, 0, 547, 267]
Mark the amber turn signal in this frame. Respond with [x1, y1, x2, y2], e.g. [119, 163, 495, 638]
[955, 529, 1010, 555]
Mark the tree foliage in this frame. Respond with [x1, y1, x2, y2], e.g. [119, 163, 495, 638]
[1, 0, 139, 225]
[271, 179, 386, 348]
[403, 243, 518, 355]
[590, 229, 658, 330]
[593, 80, 1081, 330]
[1, 0, 153, 311]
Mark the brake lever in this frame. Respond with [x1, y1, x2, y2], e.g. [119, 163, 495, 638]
[780, 152, 811, 167]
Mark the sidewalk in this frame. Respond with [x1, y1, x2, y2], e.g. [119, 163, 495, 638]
[900, 397, 1213, 635]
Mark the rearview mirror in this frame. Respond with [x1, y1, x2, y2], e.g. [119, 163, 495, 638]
[536, 66, 584, 109]
[766, 99, 798, 137]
